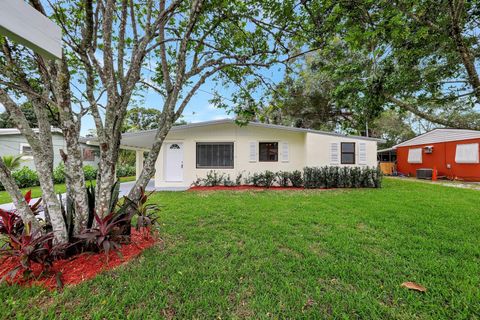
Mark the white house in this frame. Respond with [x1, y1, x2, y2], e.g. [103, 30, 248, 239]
[112, 119, 382, 189]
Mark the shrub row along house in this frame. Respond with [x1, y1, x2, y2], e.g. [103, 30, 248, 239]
[87, 119, 384, 189]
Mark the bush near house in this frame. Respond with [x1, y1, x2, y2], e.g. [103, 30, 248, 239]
[116, 164, 135, 178]
[193, 167, 382, 189]
[0, 163, 136, 191]
[11, 167, 40, 189]
[303, 166, 382, 189]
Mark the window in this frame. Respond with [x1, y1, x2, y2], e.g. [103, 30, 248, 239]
[20, 143, 32, 156]
[259, 142, 278, 162]
[83, 148, 95, 161]
[407, 148, 422, 163]
[341, 142, 355, 164]
[455, 143, 479, 163]
[196, 142, 234, 168]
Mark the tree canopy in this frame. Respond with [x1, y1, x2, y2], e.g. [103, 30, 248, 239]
[266, 0, 480, 133]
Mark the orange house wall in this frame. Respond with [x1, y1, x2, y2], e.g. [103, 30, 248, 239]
[396, 138, 480, 181]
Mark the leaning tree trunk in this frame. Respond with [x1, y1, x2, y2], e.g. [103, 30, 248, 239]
[127, 114, 173, 201]
[0, 90, 68, 243]
[0, 158, 39, 229]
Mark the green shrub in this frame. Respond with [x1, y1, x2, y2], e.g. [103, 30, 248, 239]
[83, 165, 97, 181]
[248, 172, 263, 187]
[235, 172, 244, 186]
[248, 171, 276, 188]
[289, 170, 303, 187]
[263, 170, 276, 188]
[204, 170, 226, 186]
[222, 175, 235, 187]
[53, 163, 66, 184]
[303, 166, 382, 189]
[277, 171, 290, 187]
[12, 166, 39, 188]
[116, 164, 135, 177]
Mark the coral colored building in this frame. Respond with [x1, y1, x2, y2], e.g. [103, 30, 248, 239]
[394, 129, 480, 181]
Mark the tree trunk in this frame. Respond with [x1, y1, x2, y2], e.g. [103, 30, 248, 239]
[62, 135, 89, 234]
[448, 0, 480, 102]
[33, 155, 68, 243]
[0, 90, 68, 243]
[95, 145, 117, 217]
[0, 158, 39, 229]
[128, 115, 172, 201]
[54, 58, 89, 235]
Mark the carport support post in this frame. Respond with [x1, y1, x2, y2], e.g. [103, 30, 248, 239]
[135, 150, 144, 180]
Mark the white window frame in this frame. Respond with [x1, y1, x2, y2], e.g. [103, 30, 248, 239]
[258, 141, 279, 162]
[455, 143, 479, 164]
[19, 143, 33, 158]
[407, 148, 423, 164]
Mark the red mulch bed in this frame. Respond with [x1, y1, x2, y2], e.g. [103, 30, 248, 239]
[188, 185, 306, 191]
[0, 229, 157, 290]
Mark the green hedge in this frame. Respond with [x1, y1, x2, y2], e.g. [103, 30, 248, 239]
[116, 164, 135, 178]
[12, 167, 40, 189]
[0, 162, 136, 191]
[192, 167, 382, 189]
[303, 166, 382, 188]
[53, 163, 98, 183]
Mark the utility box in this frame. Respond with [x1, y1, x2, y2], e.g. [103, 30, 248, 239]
[416, 168, 433, 180]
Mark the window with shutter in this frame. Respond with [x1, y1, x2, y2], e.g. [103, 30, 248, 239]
[330, 142, 339, 164]
[341, 142, 356, 164]
[281, 142, 289, 162]
[259, 142, 278, 162]
[407, 148, 422, 163]
[455, 143, 479, 163]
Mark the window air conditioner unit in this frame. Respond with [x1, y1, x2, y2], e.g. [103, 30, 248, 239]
[424, 146, 433, 154]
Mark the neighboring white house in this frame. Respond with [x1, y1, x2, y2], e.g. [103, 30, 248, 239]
[0, 128, 100, 169]
[108, 119, 383, 189]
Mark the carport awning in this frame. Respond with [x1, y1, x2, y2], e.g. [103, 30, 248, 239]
[85, 130, 156, 151]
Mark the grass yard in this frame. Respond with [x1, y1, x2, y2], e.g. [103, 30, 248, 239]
[0, 176, 136, 205]
[1, 178, 479, 319]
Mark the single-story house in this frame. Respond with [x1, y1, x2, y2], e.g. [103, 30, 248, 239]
[389, 128, 480, 181]
[109, 119, 383, 189]
[0, 128, 100, 169]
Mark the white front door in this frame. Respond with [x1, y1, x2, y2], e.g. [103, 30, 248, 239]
[165, 143, 184, 182]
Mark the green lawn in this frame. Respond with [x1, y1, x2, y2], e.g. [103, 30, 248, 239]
[0, 176, 136, 205]
[1, 178, 479, 319]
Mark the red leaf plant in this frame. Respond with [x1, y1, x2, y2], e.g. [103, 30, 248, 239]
[77, 211, 132, 262]
[0, 222, 61, 281]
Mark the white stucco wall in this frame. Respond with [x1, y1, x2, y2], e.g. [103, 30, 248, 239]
[304, 132, 378, 167]
[154, 122, 379, 188]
